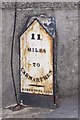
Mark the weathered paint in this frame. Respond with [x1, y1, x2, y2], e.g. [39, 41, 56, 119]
[20, 19, 53, 95]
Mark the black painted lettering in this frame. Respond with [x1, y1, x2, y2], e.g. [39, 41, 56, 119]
[39, 77, 43, 82]
[21, 68, 25, 73]
[46, 73, 50, 78]
[44, 75, 48, 80]
[39, 49, 43, 53]
[27, 48, 31, 52]
[37, 34, 41, 40]
[33, 78, 36, 82]
[29, 76, 33, 80]
[32, 48, 34, 52]
[37, 63, 40, 67]
[43, 49, 46, 53]
[49, 70, 52, 73]
[31, 33, 35, 39]
[36, 78, 40, 82]
[23, 71, 25, 75]
[35, 48, 38, 52]
[25, 73, 28, 78]
[33, 63, 36, 67]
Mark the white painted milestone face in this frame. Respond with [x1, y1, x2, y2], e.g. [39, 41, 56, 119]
[20, 19, 53, 95]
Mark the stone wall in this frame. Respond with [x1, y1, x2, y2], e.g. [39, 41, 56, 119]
[2, 2, 78, 107]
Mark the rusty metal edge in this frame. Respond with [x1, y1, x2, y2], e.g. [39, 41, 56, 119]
[20, 18, 54, 39]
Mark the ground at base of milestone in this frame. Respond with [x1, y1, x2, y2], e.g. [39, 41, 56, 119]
[1, 94, 78, 118]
